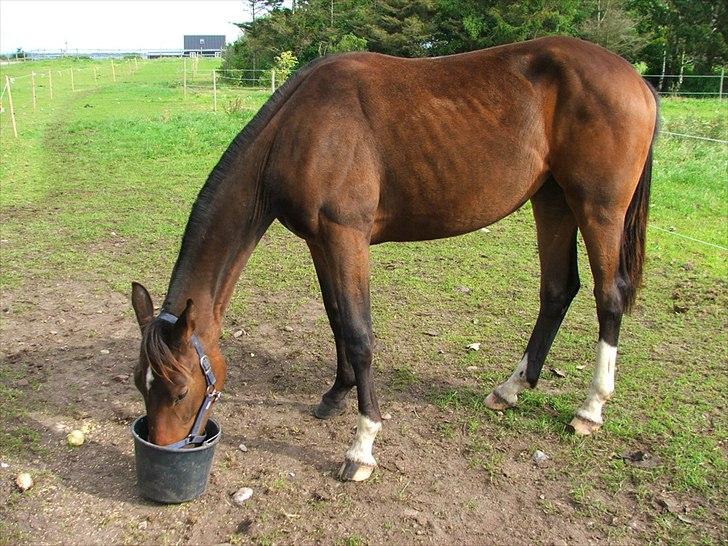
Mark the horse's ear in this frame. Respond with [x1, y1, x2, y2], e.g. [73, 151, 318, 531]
[173, 299, 196, 344]
[131, 282, 154, 330]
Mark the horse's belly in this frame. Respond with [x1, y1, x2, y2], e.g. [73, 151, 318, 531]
[372, 151, 546, 243]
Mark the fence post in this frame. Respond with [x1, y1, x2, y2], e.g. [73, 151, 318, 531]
[31, 72, 37, 111]
[183, 58, 187, 98]
[70, 68, 75, 92]
[212, 69, 217, 112]
[48, 69, 53, 99]
[5, 76, 18, 138]
[720, 67, 725, 100]
[271, 69, 275, 93]
[111, 59, 116, 82]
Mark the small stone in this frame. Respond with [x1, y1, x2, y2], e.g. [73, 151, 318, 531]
[250, 353, 255, 357]
[100, 349, 110, 355]
[480, 227, 490, 233]
[138, 521, 148, 530]
[466, 342, 481, 352]
[67, 429, 85, 446]
[283, 326, 294, 332]
[1, 462, 9, 469]
[532, 450, 549, 465]
[232, 487, 253, 506]
[233, 330, 244, 338]
[113, 374, 128, 383]
[16, 472, 33, 492]
[50, 330, 58, 335]
[382, 413, 392, 420]
[575, 365, 586, 370]
[466, 365, 478, 372]
[238, 443, 248, 452]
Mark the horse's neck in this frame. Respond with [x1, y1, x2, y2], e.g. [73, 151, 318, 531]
[162, 143, 272, 341]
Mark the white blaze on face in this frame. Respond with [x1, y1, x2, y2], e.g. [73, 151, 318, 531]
[494, 353, 529, 405]
[145, 365, 154, 392]
[345, 414, 382, 467]
[576, 340, 617, 424]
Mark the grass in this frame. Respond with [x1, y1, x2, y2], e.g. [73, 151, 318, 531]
[1, 58, 726, 542]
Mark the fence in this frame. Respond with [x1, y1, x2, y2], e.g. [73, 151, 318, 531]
[0, 58, 280, 137]
[645, 72, 726, 97]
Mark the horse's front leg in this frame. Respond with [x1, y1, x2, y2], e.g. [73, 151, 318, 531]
[307, 242, 356, 419]
[310, 224, 382, 482]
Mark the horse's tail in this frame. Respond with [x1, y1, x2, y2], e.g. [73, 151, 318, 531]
[619, 83, 659, 313]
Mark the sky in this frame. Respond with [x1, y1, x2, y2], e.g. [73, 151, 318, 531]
[0, 0, 249, 53]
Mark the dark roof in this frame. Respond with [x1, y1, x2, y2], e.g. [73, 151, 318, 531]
[183, 35, 226, 51]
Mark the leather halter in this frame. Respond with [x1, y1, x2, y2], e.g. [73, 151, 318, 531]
[155, 311, 221, 449]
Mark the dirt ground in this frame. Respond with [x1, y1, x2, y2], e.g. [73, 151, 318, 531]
[0, 278, 720, 545]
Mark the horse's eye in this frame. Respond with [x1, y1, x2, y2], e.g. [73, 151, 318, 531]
[174, 388, 188, 402]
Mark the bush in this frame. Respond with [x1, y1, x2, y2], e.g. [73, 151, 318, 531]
[259, 51, 298, 88]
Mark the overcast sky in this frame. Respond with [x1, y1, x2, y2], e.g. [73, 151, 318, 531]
[0, 0, 248, 53]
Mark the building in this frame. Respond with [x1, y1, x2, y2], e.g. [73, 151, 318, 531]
[183, 35, 226, 57]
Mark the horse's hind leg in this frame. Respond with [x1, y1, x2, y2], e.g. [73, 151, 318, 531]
[486, 178, 579, 410]
[567, 204, 627, 436]
[308, 243, 356, 419]
[309, 223, 382, 482]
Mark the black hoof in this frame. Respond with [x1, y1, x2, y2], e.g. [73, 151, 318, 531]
[313, 399, 346, 420]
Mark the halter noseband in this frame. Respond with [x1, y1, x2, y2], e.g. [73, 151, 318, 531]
[155, 311, 221, 449]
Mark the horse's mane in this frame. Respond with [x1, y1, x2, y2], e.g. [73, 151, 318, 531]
[141, 320, 188, 382]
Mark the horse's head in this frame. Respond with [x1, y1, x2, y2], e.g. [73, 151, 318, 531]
[130, 282, 215, 446]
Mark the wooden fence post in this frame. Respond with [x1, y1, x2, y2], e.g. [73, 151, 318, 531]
[31, 72, 37, 111]
[70, 68, 75, 92]
[271, 69, 275, 92]
[111, 59, 116, 82]
[5, 76, 18, 138]
[183, 58, 187, 98]
[212, 70, 217, 112]
[48, 69, 53, 99]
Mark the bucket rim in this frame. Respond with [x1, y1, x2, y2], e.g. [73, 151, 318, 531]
[130, 415, 221, 453]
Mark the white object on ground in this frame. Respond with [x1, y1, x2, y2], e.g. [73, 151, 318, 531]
[16, 472, 33, 491]
[67, 429, 85, 446]
[232, 487, 253, 505]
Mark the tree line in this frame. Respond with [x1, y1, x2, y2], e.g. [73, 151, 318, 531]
[222, 0, 727, 92]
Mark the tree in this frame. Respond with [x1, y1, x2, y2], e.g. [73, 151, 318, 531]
[579, 0, 646, 58]
[362, 0, 436, 57]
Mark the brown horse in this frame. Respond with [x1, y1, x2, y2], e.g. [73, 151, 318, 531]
[131, 36, 657, 481]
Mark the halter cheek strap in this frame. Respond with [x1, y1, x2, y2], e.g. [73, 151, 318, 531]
[156, 311, 221, 449]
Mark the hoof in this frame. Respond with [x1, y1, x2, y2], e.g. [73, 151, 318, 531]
[338, 460, 375, 482]
[568, 415, 602, 436]
[485, 390, 515, 411]
[313, 399, 346, 420]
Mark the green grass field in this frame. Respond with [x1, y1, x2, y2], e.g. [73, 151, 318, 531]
[1, 58, 727, 544]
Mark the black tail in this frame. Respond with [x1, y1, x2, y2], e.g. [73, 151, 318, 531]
[619, 83, 659, 312]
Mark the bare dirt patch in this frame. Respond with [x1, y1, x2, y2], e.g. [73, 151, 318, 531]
[0, 279, 722, 545]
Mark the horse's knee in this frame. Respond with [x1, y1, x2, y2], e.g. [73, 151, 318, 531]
[343, 329, 373, 366]
[541, 279, 580, 317]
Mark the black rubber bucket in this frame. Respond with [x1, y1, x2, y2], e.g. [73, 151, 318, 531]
[131, 415, 221, 503]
